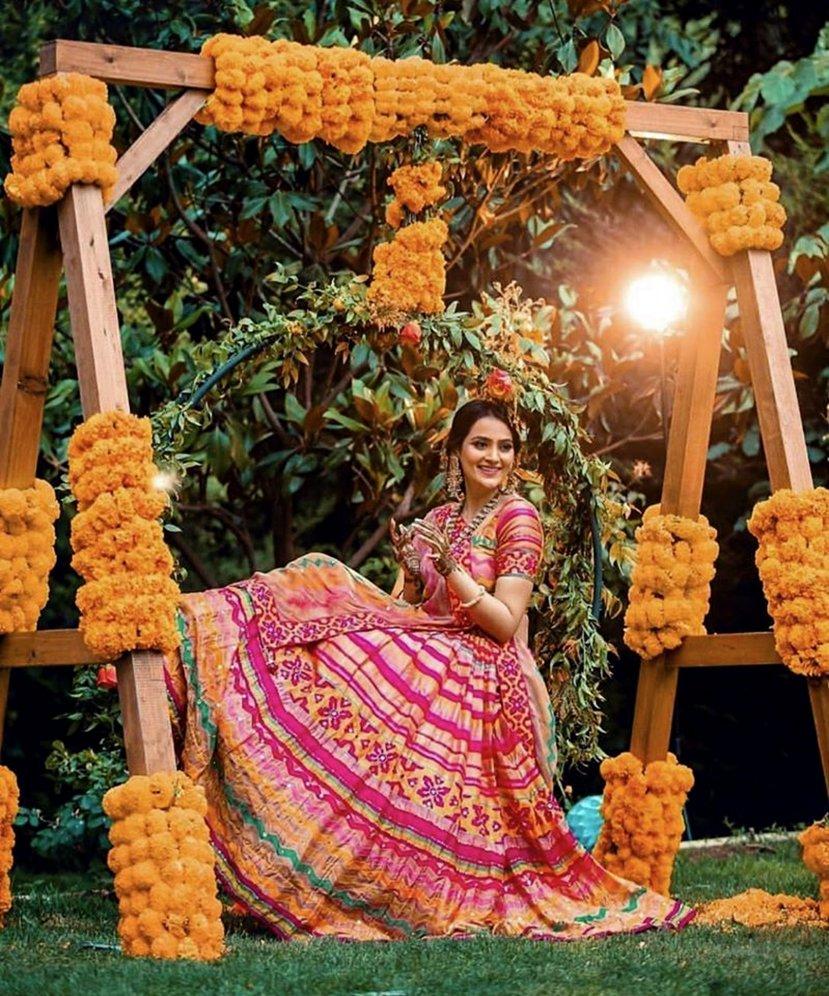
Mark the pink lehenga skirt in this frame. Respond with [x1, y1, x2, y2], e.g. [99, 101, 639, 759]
[164, 553, 696, 941]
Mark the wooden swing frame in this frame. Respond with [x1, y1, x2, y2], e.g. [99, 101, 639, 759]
[0, 40, 826, 801]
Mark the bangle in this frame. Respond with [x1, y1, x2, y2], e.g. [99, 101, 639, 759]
[459, 584, 486, 609]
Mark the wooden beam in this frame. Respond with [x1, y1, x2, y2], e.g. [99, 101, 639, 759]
[40, 39, 214, 90]
[665, 632, 782, 668]
[613, 136, 728, 286]
[726, 140, 813, 493]
[105, 89, 207, 212]
[57, 184, 129, 414]
[0, 629, 106, 668]
[806, 679, 829, 799]
[116, 650, 176, 774]
[661, 283, 729, 517]
[624, 102, 750, 143]
[0, 208, 63, 488]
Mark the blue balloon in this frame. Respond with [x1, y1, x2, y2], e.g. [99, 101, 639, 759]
[565, 794, 604, 851]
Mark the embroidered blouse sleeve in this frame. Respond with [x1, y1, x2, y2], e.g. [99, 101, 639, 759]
[494, 501, 544, 581]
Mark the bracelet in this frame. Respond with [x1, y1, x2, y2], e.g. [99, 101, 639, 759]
[459, 584, 486, 610]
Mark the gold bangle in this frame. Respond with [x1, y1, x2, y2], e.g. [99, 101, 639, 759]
[459, 585, 486, 609]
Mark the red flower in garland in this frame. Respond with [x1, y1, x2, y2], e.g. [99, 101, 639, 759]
[483, 368, 515, 401]
[398, 321, 422, 345]
[96, 664, 118, 690]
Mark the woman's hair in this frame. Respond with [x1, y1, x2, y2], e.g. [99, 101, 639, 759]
[446, 399, 522, 456]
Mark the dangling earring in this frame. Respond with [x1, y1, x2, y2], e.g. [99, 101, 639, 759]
[443, 451, 464, 501]
[500, 464, 519, 494]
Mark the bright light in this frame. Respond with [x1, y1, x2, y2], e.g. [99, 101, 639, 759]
[625, 272, 687, 333]
[152, 470, 179, 494]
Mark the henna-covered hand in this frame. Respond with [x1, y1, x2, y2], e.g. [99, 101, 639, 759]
[389, 517, 422, 579]
[411, 519, 457, 576]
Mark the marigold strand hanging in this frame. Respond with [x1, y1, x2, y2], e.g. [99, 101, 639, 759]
[747, 487, 829, 677]
[623, 505, 718, 660]
[0, 479, 59, 634]
[68, 411, 180, 659]
[0, 766, 19, 929]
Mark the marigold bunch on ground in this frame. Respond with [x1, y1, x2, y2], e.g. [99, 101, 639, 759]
[799, 819, 829, 919]
[4, 72, 118, 207]
[694, 888, 827, 928]
[0, 765, 19, 928]
[677, 153, 786, 256]
[592, 751, 694, 896]
[0, 479, 59, 633]
[623, 505, 718, 659]
[68, 411, 180, 659]
[367, 217, 448, 319]
[384, 162, 446, 228]
[747, 487, 829, 678]
[103, 771, 223, 960]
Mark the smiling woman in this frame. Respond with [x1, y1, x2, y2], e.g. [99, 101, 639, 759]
[163, 395, 697, 941]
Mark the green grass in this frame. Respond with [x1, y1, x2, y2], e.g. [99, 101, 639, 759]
[1, 840, 826, 996]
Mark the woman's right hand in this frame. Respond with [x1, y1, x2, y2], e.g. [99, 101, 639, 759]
[389, 517, 422, 579]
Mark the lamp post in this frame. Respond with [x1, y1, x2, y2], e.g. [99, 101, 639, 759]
[624, 270, 688, 454]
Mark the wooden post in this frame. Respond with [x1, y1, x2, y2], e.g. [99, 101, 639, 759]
[628, 198, 729, 763]
[0, 207, 63, 754]
[116, 651, 176, 774]
[56, 182, 176, 775]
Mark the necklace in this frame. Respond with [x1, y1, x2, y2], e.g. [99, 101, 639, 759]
[450, 490, 502, 545]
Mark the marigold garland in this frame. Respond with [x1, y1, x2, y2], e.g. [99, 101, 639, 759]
[196, 35, 626, 159]
[3, 72, 118, 208]
[384, 162, 446, 229]
[103, 771, 224, 960]
[799, 819, 829, 919]
[367, 217, 448, 319]
[747, 487, 829, 678]
[592, 751, 694, 896]
[0, 479, 59, 634]
[677, 153, 786, 257]
[0, 765, 19, 929]
[623, 504, 718, 660]
[68, 411, 180, 659]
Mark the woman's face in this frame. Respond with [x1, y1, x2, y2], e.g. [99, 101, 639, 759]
[457, 416, 516, 495]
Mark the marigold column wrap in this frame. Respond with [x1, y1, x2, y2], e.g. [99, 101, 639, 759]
[3, 73, 118, 208]
[67, 411, 180, 660]
[623, 504, 718, 659]
[593, 751, 694, 896]
[798, 820, 829, 920]
[103, 772, 224, 959]
[677, 153, 786, 256]
[747, 487, 829, 678]
[0, 480, 59, 633]
[0, 765, 19, 928]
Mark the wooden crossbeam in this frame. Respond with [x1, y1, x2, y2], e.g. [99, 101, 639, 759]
[38, 40, 749, 144]
[0, 629, 106, 668]
[40, 39, 214, 89]
[105, 89, 206, 211]
[664, 632, 781, 668]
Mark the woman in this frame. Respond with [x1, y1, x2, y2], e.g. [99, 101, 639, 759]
[165, 398, 697, 941]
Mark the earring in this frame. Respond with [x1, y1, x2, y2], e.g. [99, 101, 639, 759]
[445, 452, 464, 501]
[500, 465, 519, 494]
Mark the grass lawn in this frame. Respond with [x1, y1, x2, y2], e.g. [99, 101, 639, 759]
[1, 838, 826, 996]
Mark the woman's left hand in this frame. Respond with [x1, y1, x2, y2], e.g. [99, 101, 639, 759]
[411, 520, 457, 576]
